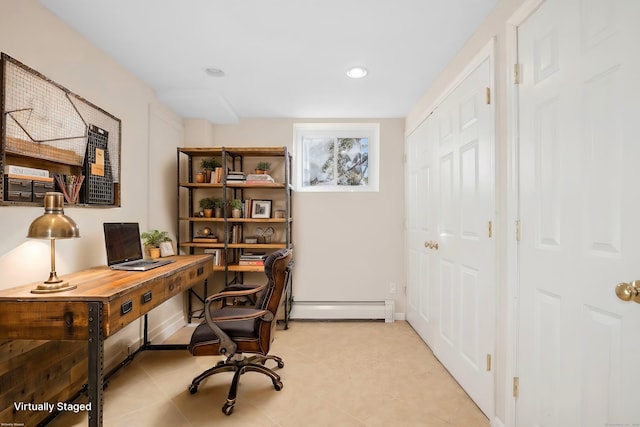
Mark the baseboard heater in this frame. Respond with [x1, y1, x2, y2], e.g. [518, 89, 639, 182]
[290, 300, 394, 323]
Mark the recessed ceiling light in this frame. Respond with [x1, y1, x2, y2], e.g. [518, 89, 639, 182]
[346, 67, 368, 79]
[205, 67, 225, 77]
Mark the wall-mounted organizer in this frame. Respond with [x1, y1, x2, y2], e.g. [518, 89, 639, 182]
[177, 146, 293, 327]
[0, 53, 121, 206]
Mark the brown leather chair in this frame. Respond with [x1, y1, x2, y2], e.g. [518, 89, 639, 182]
[187, 248, 293, 415]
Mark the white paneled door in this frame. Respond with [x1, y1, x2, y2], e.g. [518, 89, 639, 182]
[406, 56, 495, 416]
[516, 0, 640, 425]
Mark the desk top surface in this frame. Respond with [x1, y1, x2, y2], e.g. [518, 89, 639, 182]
[0, 255, 212, 302]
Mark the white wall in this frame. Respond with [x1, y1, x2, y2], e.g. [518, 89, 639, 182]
[0, 0, 183, 366]
[185, 117, 407, 316]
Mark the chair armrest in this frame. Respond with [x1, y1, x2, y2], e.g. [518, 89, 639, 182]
[202, 285, 270, 356]
[204, 284, 266, 306]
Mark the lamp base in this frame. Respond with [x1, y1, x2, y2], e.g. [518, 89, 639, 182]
[31, 281, 77, 294]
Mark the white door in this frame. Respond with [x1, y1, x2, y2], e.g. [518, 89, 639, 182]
[406, 56, 495, 416]
[406, 113, 438, 345]
[516, 0, 640, 425]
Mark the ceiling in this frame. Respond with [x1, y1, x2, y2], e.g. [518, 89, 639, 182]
[39, 0, 499, 124]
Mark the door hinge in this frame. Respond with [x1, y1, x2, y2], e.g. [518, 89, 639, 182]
[488, 221, 493, 238]
[513, 377, 520, 397]
[486, 354, 492, 371]
[485, 87, 491, 105]
[515, 220, 521, 242]
[514, 64, 521, 84]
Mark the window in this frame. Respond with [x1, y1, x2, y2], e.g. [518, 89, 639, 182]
[293, 123, 379, 192]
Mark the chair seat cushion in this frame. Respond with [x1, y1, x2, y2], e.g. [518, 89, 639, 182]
[188, 307, 259, 352]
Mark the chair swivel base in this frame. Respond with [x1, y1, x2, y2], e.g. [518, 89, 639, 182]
[188, 353, 284, 415]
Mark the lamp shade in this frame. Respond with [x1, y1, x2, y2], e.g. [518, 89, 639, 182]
[27, 192, 80, 239]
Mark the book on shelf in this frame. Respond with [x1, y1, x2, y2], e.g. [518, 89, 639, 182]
[238, 259, 265, 266]
[192, 236, 218, 243]
[245, 173, 275, 183]
[204, 248, 224, 266]
[226, 170, 246, 182]
[239, 252, 267, 265]
[240, 253, 267, 260]
[210, 167, 224, 184]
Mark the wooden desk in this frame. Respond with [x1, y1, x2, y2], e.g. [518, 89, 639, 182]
[0, 254, 212, 427]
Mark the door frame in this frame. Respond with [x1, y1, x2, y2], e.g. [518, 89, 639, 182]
[503, 1, 546, 426]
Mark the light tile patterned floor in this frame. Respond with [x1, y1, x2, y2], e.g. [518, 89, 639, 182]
[50, 321, 489, 426]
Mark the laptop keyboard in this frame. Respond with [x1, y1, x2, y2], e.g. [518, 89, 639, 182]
[126, 260, 156, 267]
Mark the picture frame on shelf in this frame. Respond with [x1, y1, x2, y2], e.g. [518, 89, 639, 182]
[251, 199, 272, 218]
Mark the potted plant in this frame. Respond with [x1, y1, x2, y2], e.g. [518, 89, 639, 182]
[200, 158, 221, 182]
[229, 198, 243, 218]
[212, 197, 224, 217]
[199, 197, 215, 218]
[141, 229, 170, 258]
[255, 161, 271, 174]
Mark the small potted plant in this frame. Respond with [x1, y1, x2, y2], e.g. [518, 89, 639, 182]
[200, 158, 221, 182]
[229, 198, 243, 218]
[212, 197, 224, 218]
[141, 230, 170, 259]
[255, 161, 271, 174]
[199, 197, 215, 218]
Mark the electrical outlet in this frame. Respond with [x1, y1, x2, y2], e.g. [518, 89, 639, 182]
[389, 282, 397, 294]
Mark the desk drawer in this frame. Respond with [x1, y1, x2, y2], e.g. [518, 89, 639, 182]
[104, 260, 212, 337]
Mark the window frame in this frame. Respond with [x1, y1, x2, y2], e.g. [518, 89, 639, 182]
[293, 123, 380, 192]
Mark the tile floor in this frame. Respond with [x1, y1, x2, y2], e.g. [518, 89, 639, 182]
[50, 321, 489, 426]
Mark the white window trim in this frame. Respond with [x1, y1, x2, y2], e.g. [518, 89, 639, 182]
[293, 123, 379, 192]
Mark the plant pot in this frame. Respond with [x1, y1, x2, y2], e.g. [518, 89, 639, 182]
[214, 207, 223, 218]
[255, 169, 266, 174]
[148, 247, 161, 259]
[203, 168, 212, 182]
[195, 172, 205, 183]
[231, 208, 242, 218]
[203, 208, 213, 218]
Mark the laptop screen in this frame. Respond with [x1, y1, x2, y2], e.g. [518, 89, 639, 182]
[103, 222, 144, 266]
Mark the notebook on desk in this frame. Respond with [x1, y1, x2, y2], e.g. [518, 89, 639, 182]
[103, 222, 175, 271]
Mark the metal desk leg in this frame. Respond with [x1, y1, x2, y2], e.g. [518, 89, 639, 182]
[87, 302, 104, 427]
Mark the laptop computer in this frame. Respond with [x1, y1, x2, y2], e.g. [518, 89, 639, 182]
[103, 222, 175, 271]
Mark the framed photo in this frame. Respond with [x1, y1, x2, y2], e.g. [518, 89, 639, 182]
[251, 200, 272, 218]
[159, 241, 175, 257]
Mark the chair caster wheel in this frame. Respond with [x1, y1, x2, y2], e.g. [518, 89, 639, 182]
[188, 384, 198, 394]
[273, 381, 283, 391]
[222, 403, 234, 415]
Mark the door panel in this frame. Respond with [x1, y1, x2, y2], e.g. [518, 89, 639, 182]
[516, 0, 640, 424]
[406, 56, 495, 416]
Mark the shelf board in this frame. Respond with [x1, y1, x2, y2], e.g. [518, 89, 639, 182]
[179, 217, 290, 223]
[179, 182, 224, 188]
[214, 264, 265, 273]
[179, 146, 288, 157]
[179, 242, 286, 249]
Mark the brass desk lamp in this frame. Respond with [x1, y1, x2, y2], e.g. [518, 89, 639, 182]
[27, 192, 80, 293]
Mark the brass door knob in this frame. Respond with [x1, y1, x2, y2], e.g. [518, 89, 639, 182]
[423, 241, 439, 250]
[615, 281, 640, 304]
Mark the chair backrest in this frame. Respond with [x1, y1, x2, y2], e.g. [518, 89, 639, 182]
[255, 249, 293, 345]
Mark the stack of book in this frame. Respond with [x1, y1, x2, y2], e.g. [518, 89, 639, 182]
[239, 252, 267, 266]
[226, 170, 246, 183]
[245, 173, 275, 184]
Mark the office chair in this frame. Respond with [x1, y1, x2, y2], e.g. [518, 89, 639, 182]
[187, 248, 293, 415]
